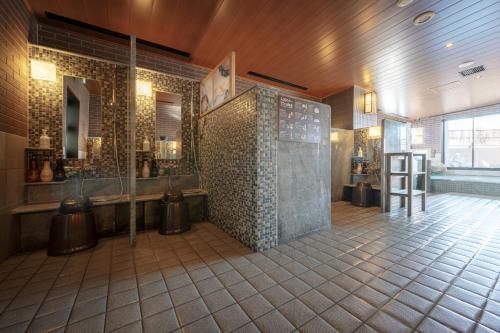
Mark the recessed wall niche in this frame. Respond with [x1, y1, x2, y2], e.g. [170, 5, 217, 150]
[28, 45, 200, 177]
[29, 46, 129, 177]
[136, 69, 200, 175]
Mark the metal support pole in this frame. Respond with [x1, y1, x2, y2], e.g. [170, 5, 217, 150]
[129, 36, 137, 246]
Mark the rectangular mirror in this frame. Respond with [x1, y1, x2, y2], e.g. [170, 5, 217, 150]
[63, 76, 101, 159]
[155, 91, 182, 160]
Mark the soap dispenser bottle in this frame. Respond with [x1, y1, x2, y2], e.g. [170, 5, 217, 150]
[54, 156, 66, 181]
[150, 158, 158, 177]
[40, 156, 53, 182]
[26, 155, 40, 183]
[143, 136, 150, 152]
[142, 159, 150, 178]
[40, 128, 51, 149]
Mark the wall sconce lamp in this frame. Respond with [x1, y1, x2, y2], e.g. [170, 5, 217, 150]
[364, 91, 377, 114]
[368, 126, 382, 139]
[411, 127, 424, 145]
[31, 59, 56, 82]
[136, 80, 152, 97]
[331, 131, 339, 143]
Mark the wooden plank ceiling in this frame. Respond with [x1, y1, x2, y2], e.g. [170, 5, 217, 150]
[27, 0, 500, 118]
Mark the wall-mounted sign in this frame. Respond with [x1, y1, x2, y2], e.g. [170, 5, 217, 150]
[278, 95, 321, 143]
[200, 52, 236, 116]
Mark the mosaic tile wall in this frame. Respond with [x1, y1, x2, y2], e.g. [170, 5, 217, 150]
[255, 87, 278, 250]
[28, 46, 129, 178]
[431, 178, 500, 196]
[199, 88, 261, 250]
[136, 69, 200, 175]
[28, 46, 202, 178]
[88, 93, 102, 137]
[354, 128, 382, 172]
[200, 85, 329, 251]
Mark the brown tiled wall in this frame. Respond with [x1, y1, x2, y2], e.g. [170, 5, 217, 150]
[0, 0, 34, 261]
[0, 0, 32, 137]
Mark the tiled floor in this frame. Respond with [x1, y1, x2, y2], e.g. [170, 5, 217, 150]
[1, 193, 500, 332]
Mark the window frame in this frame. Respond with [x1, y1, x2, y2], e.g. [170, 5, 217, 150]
[442, 115, 500, 171]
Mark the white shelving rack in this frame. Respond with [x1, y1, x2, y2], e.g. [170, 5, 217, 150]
[384, 152, 427, 216]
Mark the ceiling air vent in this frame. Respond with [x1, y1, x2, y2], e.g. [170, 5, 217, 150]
[459, 65, 485, 77]
[247, 71, 308, 90]
[429, 81, 462, 94]
[45, 12, 191, 59]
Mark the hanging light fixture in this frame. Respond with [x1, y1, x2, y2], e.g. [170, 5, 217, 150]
[364, 91, 377, 114]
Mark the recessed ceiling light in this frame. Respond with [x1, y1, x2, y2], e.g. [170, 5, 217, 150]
[474, 75, 481, 79]
[445, 42, 454, 48]
[397, 0, 414, 7]
[458, 61, 474, 68]
[413, 11, 436, 26]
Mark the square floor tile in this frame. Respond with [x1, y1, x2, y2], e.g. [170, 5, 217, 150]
[141, 292, 173, 318]
[105, 302, 142, 332]
[170, 284, 200, 307]
[69, 296, 107, 324]
[299, 289, 334, 314]
[175, 297, 210, 327]
[322, 304, 363, 333]
[261, 285, 295, 307]
[182, 315, 221, 333]
[281, 277, 312, 297]
[316, 281, 349, 303]
[254, 309, 295, 333]
[247, 273, 277, 292]
[339, 295, 377, 322]
[143, 308, 179, 333]
[66, 313, 105, 333]
[367, 311, 411, 333]
[213, 303, 250, 332]
[382, 300, 423, 328]
[203, 289, 235, 313]
[278, 298, 315, 327]
[239, 294, 274, 320]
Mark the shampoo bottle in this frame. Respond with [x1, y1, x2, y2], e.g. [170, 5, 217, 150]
[142, 160, 150, 178]
[40, 156, 53, 182]
[143, 136, 150, 152]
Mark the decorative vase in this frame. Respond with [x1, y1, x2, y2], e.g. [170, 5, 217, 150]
[54, 156, 66, 181]
[40, 157, 53, 182]
[142, 160, 150, 178]
[40, 128, 51, 149]
[26, 155, 40, 183]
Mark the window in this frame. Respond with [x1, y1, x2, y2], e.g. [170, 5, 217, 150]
[444, 114, 500, 168]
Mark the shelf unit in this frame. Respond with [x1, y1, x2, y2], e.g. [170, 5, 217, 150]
[384, 152, 427, 216]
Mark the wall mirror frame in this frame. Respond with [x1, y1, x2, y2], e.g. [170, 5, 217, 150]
[62, 75, 102, 160]
[155, 91, 182, 160]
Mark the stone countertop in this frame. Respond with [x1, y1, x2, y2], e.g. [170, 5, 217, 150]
[344, 183, 381, 191]
[11, 193, 164, 215]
